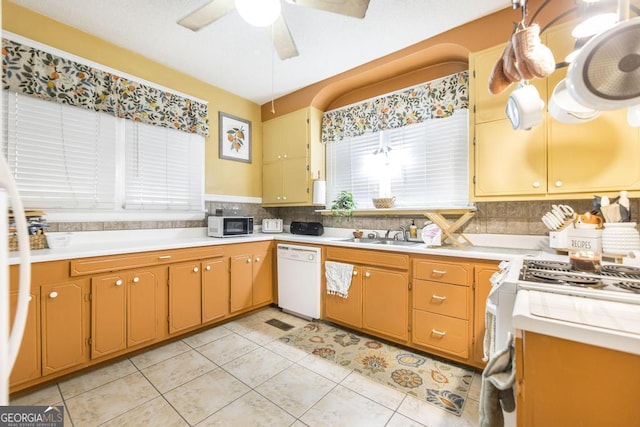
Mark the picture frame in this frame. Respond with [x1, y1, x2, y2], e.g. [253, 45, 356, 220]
[218, 111, 252, 163]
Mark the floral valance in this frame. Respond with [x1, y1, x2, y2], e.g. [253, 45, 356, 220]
[322, 71, 468, 143]
[2, 38, 209, 137]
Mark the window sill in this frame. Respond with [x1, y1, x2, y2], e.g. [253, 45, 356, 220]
[44, 210, 206, 223]
[316, 207, 476, 216]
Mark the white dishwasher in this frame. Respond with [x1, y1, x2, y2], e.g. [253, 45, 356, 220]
[277, 243, 321, 319]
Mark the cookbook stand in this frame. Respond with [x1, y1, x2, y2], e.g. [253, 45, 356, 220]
[424, 209, 475, 250]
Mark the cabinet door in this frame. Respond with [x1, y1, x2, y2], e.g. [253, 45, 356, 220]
[473, 263, 499, 366]
[362, 267, 408, 342]
[202, 257, 229, 323]
[168, 262, 202, 334]
[281, 108, 309, 159]
[324, 266, 362, 329]
[127, 268, 160, 346]
[41, 280, 87, 376]
[91, 275, 127, 358]
[545, 23, 640, 194]
[474, 118, 546, 196]
[471, 43, 546, 124]
[252, 248, 273, 307]
[230, 254, 253, 313]
[262, 161, 283, 205]
[282, 157, 310, 204]
[9, 291, 40, 386]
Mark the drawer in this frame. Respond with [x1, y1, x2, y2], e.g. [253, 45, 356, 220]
[71, 246, 224, 276]
[326, 247, 409, 270]
[412, 310, 468, 357]
[413, 279, 468, 319]
[413, 259, 470, 286]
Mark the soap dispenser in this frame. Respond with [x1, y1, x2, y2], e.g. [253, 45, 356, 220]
[409, 220, 417, 239]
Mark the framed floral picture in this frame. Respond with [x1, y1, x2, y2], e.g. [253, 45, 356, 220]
[218, 111, 252, 163]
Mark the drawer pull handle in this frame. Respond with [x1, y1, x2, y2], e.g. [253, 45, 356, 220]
[431, 294, 447, 301]
[158, 255, 172, 260]
[49, 291, 58, 299]
[115, 279, 123, 286]
[431, 329, 446, 337]
[432, 269, 447, 275]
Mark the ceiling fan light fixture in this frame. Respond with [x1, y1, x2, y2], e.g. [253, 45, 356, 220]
[235, 0, 281, 27]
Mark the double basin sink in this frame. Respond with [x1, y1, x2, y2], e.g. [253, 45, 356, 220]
[339, 237, 422, 247]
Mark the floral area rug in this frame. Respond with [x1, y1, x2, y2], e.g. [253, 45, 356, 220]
[279, 322, 474, 416]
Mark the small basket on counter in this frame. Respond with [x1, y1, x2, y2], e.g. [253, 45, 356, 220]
[8, 233, 46, 251]
[372, 196, 396, 209]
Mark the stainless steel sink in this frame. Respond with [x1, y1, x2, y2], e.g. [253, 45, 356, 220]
[339, 238, 422, 247]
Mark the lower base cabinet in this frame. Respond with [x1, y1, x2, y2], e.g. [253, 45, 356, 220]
[229, 242, 273, 313]
[9, 291, 40, 386]
[324, 266, 363, 329]
[516, 332, 640, 427]
[92, 267, 163, 358]
[41, 279, 89, 376]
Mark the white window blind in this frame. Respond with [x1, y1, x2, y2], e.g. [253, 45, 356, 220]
[3, 91, 117, 209]
[2, 90, 205, 215]
[124, 121, 204, 211]
[326, 109, 469, 209]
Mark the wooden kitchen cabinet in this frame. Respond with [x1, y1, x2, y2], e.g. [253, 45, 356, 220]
[91, 267, 163, 357]
[9, 291, 40, 386]
[324, 247, 410, 344]
[262, 107, 325, 207]
[411, 257, 473, 361]
[169, 254, 229, 334]
[470, 22, 640, 200]
[229, 242, 273, 313]
[545, 23, 640, 195]
[516, 331, 640, 427]
[41, 279, 89, 376]
[472, 261, 500, 367]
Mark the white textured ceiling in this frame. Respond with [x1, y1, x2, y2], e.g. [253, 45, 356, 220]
[10, 0, 508, 105]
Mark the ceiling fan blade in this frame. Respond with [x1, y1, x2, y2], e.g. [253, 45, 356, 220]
[273, 15, 299, 60]
[284, 0, 370, 19]
[178, 0, 235, 31]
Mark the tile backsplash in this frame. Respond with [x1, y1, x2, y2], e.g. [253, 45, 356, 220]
[45, 199, 639, 235]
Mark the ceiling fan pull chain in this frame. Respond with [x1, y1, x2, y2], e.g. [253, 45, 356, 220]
[271, 23, 276, 114]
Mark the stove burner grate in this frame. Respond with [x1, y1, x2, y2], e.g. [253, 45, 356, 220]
[600, 264, 640, 279]
[529, 271, 606, 288]
[612, 282, 640, 294]
[525, 260, 572, 271]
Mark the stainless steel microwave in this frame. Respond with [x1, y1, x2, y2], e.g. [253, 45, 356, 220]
[207, 216, 254, 237]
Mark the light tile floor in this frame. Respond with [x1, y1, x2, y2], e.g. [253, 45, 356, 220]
[10, 307, 482, 426]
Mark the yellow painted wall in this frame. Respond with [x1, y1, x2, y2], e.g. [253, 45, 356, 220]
[2, 2, 262, 199]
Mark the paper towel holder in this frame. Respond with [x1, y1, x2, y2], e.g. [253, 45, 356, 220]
[312, 171, 326, 205]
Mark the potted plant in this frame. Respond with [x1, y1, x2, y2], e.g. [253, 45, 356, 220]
[331, 190, 356, 218]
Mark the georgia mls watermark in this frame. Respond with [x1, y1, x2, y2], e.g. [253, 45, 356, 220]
[0, 406, 64, 427]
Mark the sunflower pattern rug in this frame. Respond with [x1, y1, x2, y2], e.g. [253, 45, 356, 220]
[279, 322, 474, 416]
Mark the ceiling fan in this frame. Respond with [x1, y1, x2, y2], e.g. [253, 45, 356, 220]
[177, 0, 371, 60]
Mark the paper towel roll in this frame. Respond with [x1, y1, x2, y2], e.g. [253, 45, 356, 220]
[312, 180, 326, 205]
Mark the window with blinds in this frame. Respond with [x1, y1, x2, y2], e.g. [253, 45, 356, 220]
[326, 109, 469, 209]
[2, 90, 204, 215]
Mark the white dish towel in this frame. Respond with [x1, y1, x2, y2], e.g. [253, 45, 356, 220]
[325, 261, 354, 298]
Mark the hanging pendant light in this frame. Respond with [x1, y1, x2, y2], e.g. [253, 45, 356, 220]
[235, 0, 281, 27]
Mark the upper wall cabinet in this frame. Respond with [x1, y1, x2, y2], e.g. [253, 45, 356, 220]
[262, 107, 325, 206]
[470, 23, 640, 200]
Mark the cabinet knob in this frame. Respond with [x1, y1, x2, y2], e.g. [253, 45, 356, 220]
[283, 154, 288, 158]
[283, 196, 287, 200]
[431, 329, 446, 337]
[28, 295, 33, 302]
[247, 258, 252, 263]
[277, 155, 281, 159]
[115, 279, 123, 286]
[132, 277, 140, 283]
[554, 180, 563, 187]
[205, 265, 211, 271]
[255, 257, 260, 262]
[277, 196, 281, 200]
[193, 267, 199, 273]
[353, 271, 358, 276]
[532, 181, 540, 188]
[364, 271, 370, 278]
[48, 291, 58, 299]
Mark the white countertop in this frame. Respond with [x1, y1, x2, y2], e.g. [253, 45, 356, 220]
[9, 227, 550, 265]
[513, 290, 640, 356]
